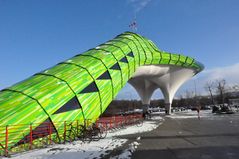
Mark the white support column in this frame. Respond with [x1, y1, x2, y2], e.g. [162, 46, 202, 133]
[159, 87, 173, 115]
[128, 78, 158, 113]
[151, 66, 196, 115]
[164, 103, 171, 115]
[129, 65, 197, 115]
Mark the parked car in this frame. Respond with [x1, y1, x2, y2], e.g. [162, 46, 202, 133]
[212, 105, 235, 114]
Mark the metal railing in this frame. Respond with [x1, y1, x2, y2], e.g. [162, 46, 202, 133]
[0, 114, 143, 157]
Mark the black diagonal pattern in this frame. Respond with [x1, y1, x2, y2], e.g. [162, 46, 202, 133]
[97, 70, 111, 80]
[79, 81, 98, 93]
[110, 62, 121, 70]
[54, 96, 81, 114]
[119, 56, 128, 63]
[127, 52, 134, 57]
[15, 118, 56, 146]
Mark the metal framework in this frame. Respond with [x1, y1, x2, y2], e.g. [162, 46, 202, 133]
[0, 31, 204, 149]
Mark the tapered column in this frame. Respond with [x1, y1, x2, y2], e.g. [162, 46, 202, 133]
[164, 103, 171, 115]
[128, 78, 158, 112]
[130, 65, 197, 115]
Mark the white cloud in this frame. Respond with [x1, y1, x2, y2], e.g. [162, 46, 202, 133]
[178, 63, 239, 96]
[128, 0, 152, 13]
[201, 63, 239, 84]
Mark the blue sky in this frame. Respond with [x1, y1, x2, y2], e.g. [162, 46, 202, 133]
[0, 0, 239, 99]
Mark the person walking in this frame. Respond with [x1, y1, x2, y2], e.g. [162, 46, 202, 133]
[196, 105, 201, 120]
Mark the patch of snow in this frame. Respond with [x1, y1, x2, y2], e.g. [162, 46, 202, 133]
[168, 110, 213, 119]
[151, 115, 164, 120]
[107, 120, 162, 137]
[110, 141, 140, 159]
[6, 138, 127, 159]
[151, 111, 166, 115]
[5, 117, 163, 159]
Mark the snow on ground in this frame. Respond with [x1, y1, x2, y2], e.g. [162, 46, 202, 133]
[151, 115, 164, 120]
[168, 110, 214, 119]
[107, 118, 163, 137]
[110, 141, 140, 159]
[5, 116, 163, 159]
[7, 138, 127, 159]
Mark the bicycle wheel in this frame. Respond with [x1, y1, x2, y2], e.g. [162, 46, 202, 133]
[76, 125, 85, 138]
[81, 130, 92, 143]
[66, 129, 76, 142]
[136, 119, 143, 127]
[100, 129, 107, 139]
[0, 143, 4, 150]
[91, 128, 101, 141]
[51, 134, 61, 144]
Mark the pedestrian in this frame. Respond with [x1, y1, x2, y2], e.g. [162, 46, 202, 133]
[196, 105, 201, 120]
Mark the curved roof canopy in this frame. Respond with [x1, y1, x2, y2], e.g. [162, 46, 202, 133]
[0, 32, 204, 147]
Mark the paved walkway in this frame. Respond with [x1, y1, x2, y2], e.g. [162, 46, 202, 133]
[123, 112, 239, 159]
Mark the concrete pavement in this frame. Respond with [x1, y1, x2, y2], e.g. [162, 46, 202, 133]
[111, 111, 239, 159]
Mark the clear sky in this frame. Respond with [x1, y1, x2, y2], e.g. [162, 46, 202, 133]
[0, 0, 239, 99]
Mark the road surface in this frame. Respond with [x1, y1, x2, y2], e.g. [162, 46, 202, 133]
[116, 111, 239, 159]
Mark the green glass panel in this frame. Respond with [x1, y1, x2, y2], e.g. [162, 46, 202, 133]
[0, 31, 204, 148]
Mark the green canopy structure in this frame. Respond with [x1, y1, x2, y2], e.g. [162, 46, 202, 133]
[0, 32, 204, 148]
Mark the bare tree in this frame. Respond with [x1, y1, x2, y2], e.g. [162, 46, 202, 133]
[204, 81, 215, 105]
[216, 79, 226, 106]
